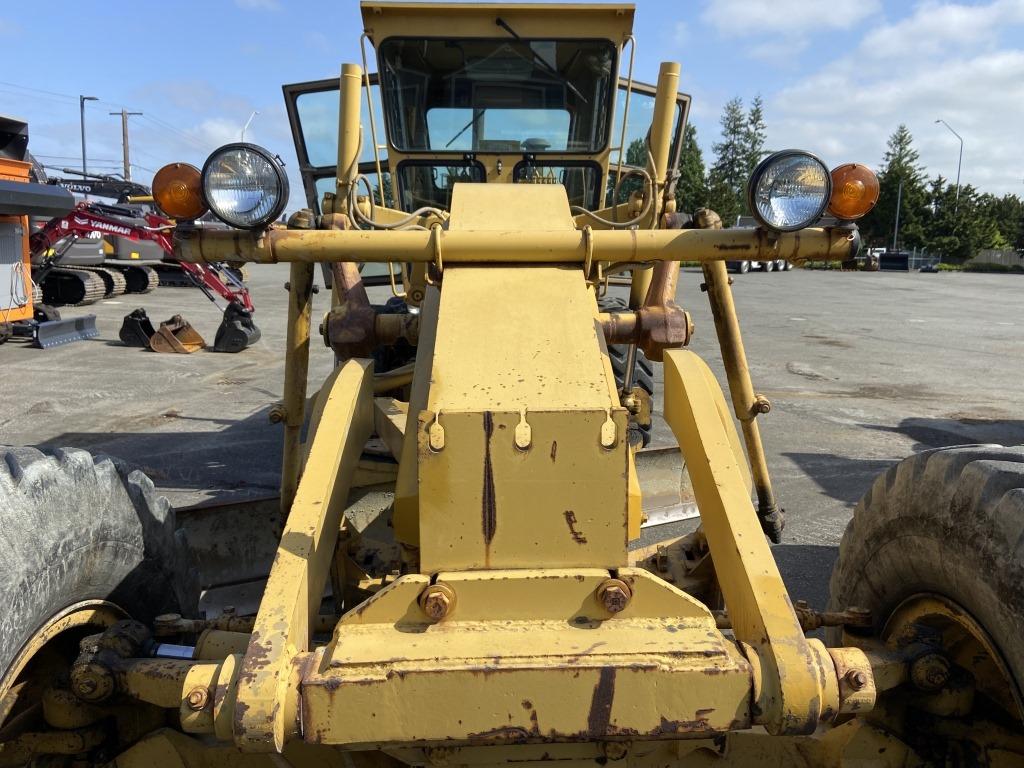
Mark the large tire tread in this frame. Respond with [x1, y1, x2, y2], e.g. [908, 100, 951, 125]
[0, 446, 199, 680]
[828, 445, 1024, 692]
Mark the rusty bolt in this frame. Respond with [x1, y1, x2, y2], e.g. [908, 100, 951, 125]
[268, 404, 287, 424]
[601, 741, 630, 761]
[910, 653, 950, 692]
[284, 281, 291, 291]
[74, 678, 98, 697]
[409, 288, 426, 303]
[844, 669, 868, 691]
[420, 583, 455, 621]
[752, 395, 771, 415]
[186, 686, 209, 711]
[597, 578, 632, 614]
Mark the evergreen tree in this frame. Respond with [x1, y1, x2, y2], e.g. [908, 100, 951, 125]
[743, 95, 767, 172]
[707, 97, 748, 226]
[859, 124, 929, 249]
[606, 138, 648, 205]
[674, 123, 707, 214]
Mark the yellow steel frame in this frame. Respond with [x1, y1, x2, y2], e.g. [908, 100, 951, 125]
[234, 359, 374, 751]
[174, 187, 865, 752]
[160, 11, 874, 759]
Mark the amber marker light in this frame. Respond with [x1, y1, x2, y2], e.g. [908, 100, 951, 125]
[152, 162, 208, 219]
[827, 163, 880, 220]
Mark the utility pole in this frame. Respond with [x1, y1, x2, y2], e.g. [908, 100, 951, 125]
[79, 95, 98, 182]
[892, 179, 903, 251]
[110, 109, 143, 181]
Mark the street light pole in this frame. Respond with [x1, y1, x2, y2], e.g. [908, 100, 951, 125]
[892, 179, 903, 251]
[241, 111, 259, 142]
[79, 95, 99, 179]
[934, 119, 963, 215]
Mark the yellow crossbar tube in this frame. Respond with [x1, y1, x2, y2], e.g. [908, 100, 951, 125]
[175, 225, 857, 266]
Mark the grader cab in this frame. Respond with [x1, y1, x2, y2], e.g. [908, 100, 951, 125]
[3, 3, 1024, 767]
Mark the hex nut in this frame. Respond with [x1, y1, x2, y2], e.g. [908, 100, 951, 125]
[420, 583, 456, 621]
[844, 668, 868, 690]
[186, 686, 209, 711]
[598, 579, 632, 614]
[910, 653, 950, 692]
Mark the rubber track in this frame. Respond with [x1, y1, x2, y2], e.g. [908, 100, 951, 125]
[42, 268, 107, 307]
[153, 263, 194, 288]
[81, 267, 128, 298]
[105, 263, 159, 294]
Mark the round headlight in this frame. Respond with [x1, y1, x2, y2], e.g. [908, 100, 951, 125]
[747, 150, 832, 232]
[201, 143, 289, 230]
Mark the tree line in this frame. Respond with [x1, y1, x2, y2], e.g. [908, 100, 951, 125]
[668, 99, 1024, 261]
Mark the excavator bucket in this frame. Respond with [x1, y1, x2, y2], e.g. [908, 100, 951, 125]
[118, 308, 157, 347]
[148, 314, 205, 353]
[212, 301, 261, 353]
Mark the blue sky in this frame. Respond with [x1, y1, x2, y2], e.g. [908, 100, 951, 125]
[2, 0, 1022, 208]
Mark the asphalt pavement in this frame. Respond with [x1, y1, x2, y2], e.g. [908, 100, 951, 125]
[2, 265, 1021, 609]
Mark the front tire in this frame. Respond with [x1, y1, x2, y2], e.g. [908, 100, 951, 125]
[828, 445, 1024, 718]
[0, 447, 199, 695]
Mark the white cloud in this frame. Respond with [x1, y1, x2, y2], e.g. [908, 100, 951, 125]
[701, 0, 881, 36]
[0, 19, 23, 36]
[765, 1, 1024, 195]
[862, 0, 1024, 57]
[672, 21, 688, 45]
[191, 117, 248, 148]
[234, 0, 280, 10]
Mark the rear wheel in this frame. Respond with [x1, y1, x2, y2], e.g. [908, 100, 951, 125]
[762, 260, 775, 272]
[829, 445, 1024, 757]
[736, 260, 750, 274]
[0, 447, 198, 742]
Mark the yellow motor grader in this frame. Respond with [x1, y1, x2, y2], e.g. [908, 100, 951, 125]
[3, 3, 1023, 766]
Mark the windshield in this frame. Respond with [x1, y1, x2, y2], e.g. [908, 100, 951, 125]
[378, 37, 616, 153]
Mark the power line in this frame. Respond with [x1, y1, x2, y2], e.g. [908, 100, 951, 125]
[36, 154, 121, 163]
[138, 114, 212, 152]
[0, 79, 212, 153]
[0, 80, 79, 101]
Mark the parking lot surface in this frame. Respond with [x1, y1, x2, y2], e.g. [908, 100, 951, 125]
[3, 267, 1021, 607]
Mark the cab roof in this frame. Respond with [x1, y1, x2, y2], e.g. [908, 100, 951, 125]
[360, 2, 635, 46]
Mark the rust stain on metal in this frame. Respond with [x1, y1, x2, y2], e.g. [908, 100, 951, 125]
[550, 441, 557, 461]
[236, 630, 269, 688]
[482, 411, 497, 551]
[468, 725, 532, 745]
[587, 667, 616, 736]
[563, 510, 588, 544]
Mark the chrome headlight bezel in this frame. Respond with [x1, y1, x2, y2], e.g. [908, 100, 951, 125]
[746, 149, 832, 232]
[200, 142, 289, 230]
